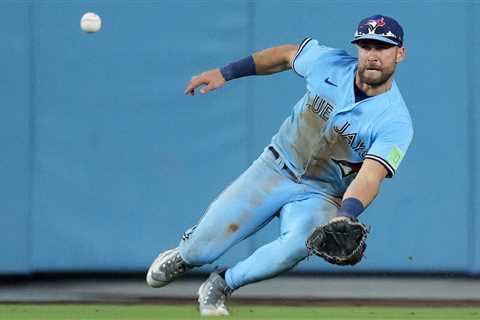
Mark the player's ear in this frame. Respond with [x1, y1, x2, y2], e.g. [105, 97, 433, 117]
[396, 47, 406, 64]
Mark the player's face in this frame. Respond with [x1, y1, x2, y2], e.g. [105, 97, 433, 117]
[356, 40, 405, 87]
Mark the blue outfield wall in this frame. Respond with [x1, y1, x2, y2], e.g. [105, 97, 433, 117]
[1, 0, 479, 274]
[0, 1, 31, 273]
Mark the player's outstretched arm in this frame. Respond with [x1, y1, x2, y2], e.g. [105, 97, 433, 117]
[184, 44, 299, 96]
[253, 45, 299, 74]
[334, 159, 388, 219]
[306, 162, 379, 266]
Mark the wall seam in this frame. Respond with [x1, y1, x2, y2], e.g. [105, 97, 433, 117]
[466, 0, 476, 274]
[27, 0, 36, 274]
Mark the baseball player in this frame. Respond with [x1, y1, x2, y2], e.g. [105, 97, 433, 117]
[147, 14, 413, 316]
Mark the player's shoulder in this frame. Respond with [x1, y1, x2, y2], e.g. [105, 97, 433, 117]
[386, 82, 412, 123]
[293, 38, 355, 76]
[372, 83, 413, 135]
[301, 38, 354, 61]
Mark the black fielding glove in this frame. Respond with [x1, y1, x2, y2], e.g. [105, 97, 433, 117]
[306, 216, 369, 266]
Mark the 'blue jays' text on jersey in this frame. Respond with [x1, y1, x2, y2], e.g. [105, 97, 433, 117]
[270, 38, 413, 198]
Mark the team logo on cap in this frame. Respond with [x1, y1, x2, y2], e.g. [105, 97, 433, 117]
[355, 16, 397, 39]
[366, 17, 385, 32]
[352, 14, 403, 46]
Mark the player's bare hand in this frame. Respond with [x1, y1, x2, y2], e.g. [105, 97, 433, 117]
[184, 69, 226, 96]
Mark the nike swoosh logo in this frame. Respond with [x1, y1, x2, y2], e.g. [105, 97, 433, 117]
[324, 77, 338, 87]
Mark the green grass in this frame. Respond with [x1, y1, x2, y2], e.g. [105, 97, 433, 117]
[0, 304, 480, 320]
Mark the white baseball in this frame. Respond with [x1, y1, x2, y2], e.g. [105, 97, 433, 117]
[80, 12, 102, 33]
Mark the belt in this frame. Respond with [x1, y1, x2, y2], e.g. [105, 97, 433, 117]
[268, 146, 298, 180]
[268, 146, 281, 159]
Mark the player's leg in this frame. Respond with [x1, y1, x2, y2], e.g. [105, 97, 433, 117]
[196, 193, 337, 315]
[178, 150, 301, 265]
[223, 194, 338, 290]
[146, 149, 302, 288]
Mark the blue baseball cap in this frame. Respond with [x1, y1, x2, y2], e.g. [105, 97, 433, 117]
[351, 14, 404, 47]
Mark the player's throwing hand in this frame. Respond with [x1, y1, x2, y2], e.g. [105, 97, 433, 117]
[184, 69, 226, 96]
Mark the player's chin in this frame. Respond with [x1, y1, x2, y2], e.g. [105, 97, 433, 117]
[362, 71, 388, 87]
[363, 69, 381, 80]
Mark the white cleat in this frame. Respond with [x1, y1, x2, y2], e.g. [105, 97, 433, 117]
[146, 248, 191, 288]
[198, 271, 233, 316]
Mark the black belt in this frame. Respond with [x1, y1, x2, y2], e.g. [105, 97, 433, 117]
[268, 146, 281, 159]
[268, 146, 286, 169]
[268, 146, 296, 177]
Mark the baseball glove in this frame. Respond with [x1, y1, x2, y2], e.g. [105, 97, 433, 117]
[306, 216, 369, 266]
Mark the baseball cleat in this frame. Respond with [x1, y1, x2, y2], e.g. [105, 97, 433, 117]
[198, 271, 233, 316]
[146, 248, 191, 288]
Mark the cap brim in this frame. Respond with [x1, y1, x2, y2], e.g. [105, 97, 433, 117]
[351, 34, 400, 46]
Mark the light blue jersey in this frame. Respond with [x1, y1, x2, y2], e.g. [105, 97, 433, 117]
[271, 38, 413, 198]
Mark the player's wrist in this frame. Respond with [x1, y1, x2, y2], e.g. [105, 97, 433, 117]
[220, 56, 256, 81]
[336, 197, 365, 219]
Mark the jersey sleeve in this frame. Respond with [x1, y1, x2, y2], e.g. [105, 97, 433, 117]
[364, 121, 413, 178]
[292, 38, 329, 78]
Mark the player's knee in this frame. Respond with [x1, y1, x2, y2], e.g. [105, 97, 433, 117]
[178, 245, 215, 266]
[283, 244, 308, 266]
[276, 235, 309, 268]
[179, 225, 228, 266]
